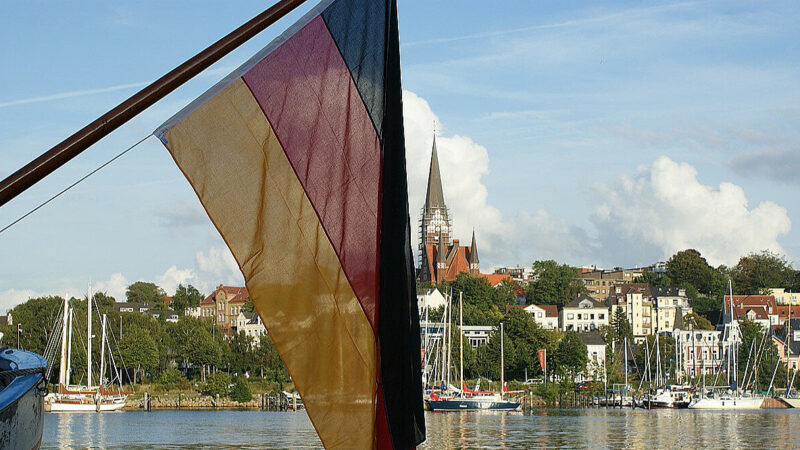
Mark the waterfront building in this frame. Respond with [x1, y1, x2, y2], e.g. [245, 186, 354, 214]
[560, 295, 609, 332]
[200, 285, 250, 336]
[524, 304, 559, 330]
[726, 294, 780, 329]
[417, 287, 447, 312]
[186, 306, 200, 318]
[651, 286, 692, 334]
[113, 302, 152, 314]
[420, 320, 493, 348]
[773, 318, 800, 370]
[674, 329, 724, 377]
[417, 137, 480, 284]
[769, 288, 800, 305]
[608, 284, 653, 343]
[578, 332, 606, 381]
[235, 311, 268, 339]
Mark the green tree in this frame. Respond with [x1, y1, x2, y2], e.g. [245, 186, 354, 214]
[666, 249, 715, 294]
[633, 270, 667, 286]
[501, 308, 554, 379]
[171, 284, 204, 314]
[451, 272, 495, 311]
[554, 331, 587, 380]
[475, 326, 515, 381]
[203, 371, 231, 398]
[492, 280, 521, 309]
[119, 326, 159, 383]
[242, 297, 255, 313]
[609, 306, 633, 344]
[525, 260, 587, 308]
[732, 251, 796, 294]
[125, 281, 166, 305]
[257, 334, 289, 383]
[230, 375, 253, 402]
[684, 312, 714, 330]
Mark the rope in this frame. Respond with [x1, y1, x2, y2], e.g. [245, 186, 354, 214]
[0, 135, 151, 235]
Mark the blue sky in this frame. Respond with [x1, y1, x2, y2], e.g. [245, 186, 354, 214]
[1, 0, 799, 311]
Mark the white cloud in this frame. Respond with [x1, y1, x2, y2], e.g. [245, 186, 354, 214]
[93, 272, 128, 302]
[155, 266, 196, 296]
[592, 156, 791, 266]
[0, 289, 38, 315]
[403, 90, 510, 259]
[195, 246, 243, 288]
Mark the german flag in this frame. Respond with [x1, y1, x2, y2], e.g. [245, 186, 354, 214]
[155, 0, 424, 448]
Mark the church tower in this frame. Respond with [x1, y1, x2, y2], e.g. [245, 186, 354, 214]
[418, 135, 452, 282]
[468, 229, 480, 275]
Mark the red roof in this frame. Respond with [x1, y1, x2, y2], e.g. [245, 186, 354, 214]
[733, 306, 769, 321]
[727, 295, 776, 311]
[477, 273, 512, 287]
[533, 304, 558, 317]
[202, 285, 249, 305]
[775, 306, 800, 320]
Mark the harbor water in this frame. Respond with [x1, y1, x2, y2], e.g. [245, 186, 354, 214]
[43, 408, 800, 448]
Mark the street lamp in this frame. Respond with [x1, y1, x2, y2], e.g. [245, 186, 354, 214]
[17, 324, 23, 349]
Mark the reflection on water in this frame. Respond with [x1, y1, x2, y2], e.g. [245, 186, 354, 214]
[43, 408, 800, 448]
[421, 408, 800, 449]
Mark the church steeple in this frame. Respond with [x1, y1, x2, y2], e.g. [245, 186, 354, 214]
[469, 229, 479, 273]
[424, 135, 446, 211]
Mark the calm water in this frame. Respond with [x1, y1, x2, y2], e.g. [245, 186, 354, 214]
[42, 408, 800, 448]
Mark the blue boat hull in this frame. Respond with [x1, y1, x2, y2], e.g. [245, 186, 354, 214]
[427, 398, 521, 411]
[0, 349, 46, 450]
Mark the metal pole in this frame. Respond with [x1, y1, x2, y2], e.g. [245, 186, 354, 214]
[500, 322, 505, 400]
[0, 0, 308, 207]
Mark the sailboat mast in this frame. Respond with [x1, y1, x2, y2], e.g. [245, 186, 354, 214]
[87, 283, 92, 388]
[58, 295, 69, 387]
[100, 314, 107, 388]
[66, 307, 73, 386]
[500, 322, 505, 400]
[459, 292, 464, 398]
[447, 290, 453, 389]
[655, 334, 661, 386]
[624, 337, 628, 387]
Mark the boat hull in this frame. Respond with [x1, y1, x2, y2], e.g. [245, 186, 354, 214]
[689, 397, 763, 409]
[45, 394, 126, 412]
[0, 349, 46, 450]
[427, 399, 521, 411]
[779, 397, 800, 408]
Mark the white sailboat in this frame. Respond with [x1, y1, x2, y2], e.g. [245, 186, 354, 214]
[45, 285, 129, 412]
[689, 280, 763, 410]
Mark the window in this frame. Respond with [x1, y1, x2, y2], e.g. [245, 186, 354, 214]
[567, 313, 574, 320]
[599, 314, 605, 320]
[590, 314, 595, 320]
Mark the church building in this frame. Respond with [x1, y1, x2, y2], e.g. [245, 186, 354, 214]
[417, 136, 480, 284]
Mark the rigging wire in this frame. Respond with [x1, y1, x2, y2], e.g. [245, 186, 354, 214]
[0, 134, 152, 236]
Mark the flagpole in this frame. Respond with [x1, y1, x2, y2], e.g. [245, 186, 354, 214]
[0, 0, 308, 208]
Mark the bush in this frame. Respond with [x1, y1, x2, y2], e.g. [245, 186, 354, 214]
[157, 368, 188, 391]
[202, 372, 231, 398]
[230, 376, 253, 403]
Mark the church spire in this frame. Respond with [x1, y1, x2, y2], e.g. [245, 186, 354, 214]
[469, 229, 479, 265]
[424, 135, 446, 211]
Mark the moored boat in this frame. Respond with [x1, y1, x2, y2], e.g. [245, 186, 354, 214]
[0, 347, 47, 449]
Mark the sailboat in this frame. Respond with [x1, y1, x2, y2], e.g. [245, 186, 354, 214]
[426, 292, 521, 411]
[689, 279, 763, 409]
[45, 286, 129, 412]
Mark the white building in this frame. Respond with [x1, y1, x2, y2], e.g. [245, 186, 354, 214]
[560, 295, 609, 332]
[419, 321, 493, 348]
[235, 311, 268, 339]
[186, 306, 201, 318]
[769, 288, 800, 306]
[608, 284, 653, 343]
[521, 304, 559, 330]
[578, 332, 606, 381]
[652, 286, 693, 334]
[417, 288, 447, 312]
[674, 329, 724, 377]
